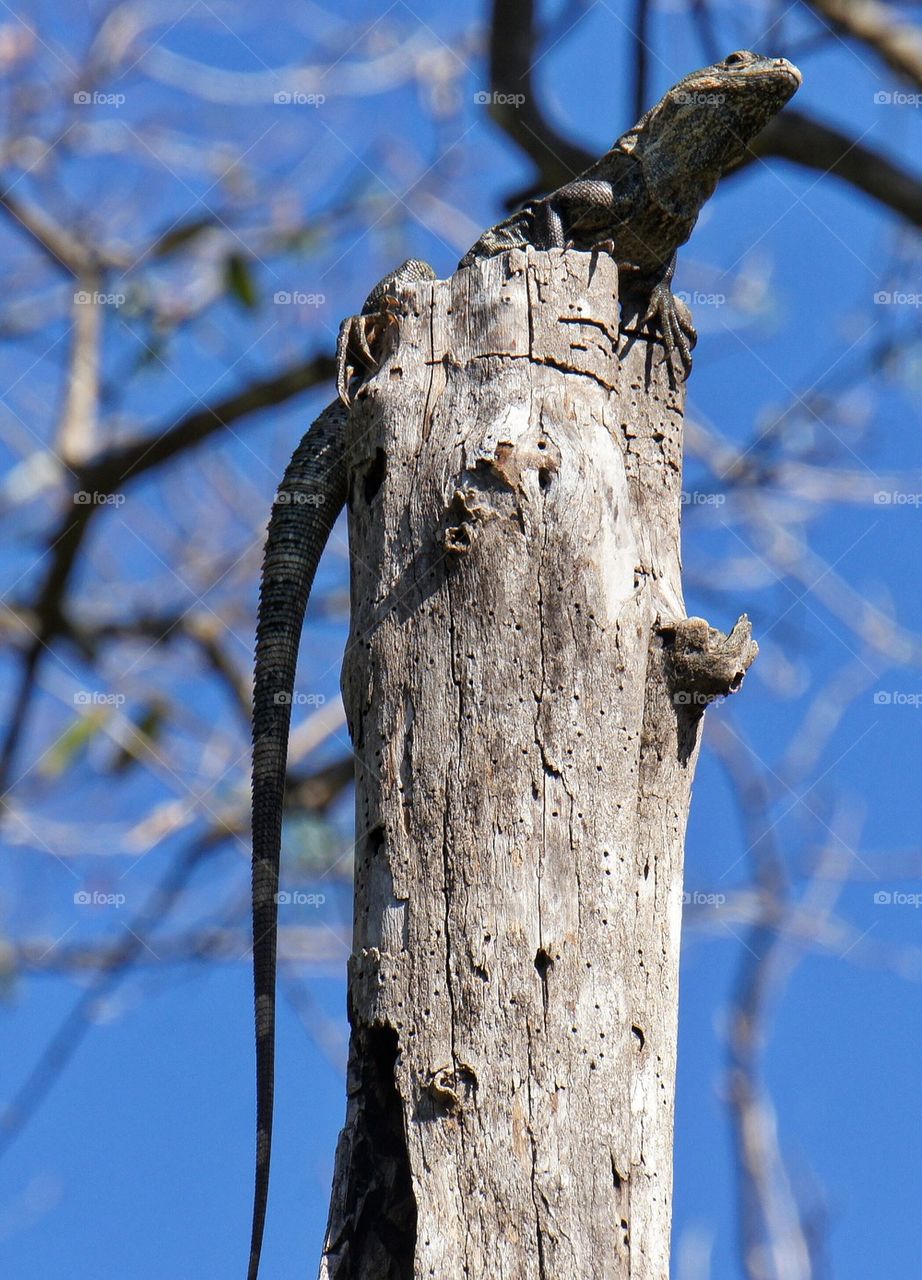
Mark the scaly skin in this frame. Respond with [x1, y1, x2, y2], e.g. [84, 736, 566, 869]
[248, 259, 434, 1280]
[248, 52, 802, 1276]
[249, 402, 348, 1280]
[460, 50, 802, 372]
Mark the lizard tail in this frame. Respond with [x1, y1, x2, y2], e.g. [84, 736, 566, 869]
[249, 401, 349, 1280]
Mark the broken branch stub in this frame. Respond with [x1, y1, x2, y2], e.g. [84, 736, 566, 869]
[659, 614, 759, 711]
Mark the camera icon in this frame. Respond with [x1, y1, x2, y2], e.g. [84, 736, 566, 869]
[273, 91, 292, 104]
[74, 490, 92, 503]
[74, 891, 91, 904]
[673, 691, 691, 705]
[873, 691, 892, 705]
[273, 291, 291, 304]
[473, 91, 490, 105]
[74, 691, 91, 705]
[873, 291, 891, 304]
[873, 891, 892, 904]
[873, 491, 892, 504]
[273, 691, 292, 705]
[275, 891, 291, 905]
[873, 91, 892, 105]
[73, 91, 91, 105]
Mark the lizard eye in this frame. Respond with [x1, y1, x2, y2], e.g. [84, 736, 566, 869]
[724, 51, 749, 67]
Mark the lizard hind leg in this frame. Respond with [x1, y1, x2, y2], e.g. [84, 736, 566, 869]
[336, 260, 436, 405]
[335, 310, 391, 406]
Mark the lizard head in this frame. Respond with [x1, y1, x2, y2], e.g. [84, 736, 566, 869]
[625, 51, 802, 217]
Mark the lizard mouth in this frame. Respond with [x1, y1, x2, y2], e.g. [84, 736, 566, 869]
[776, 59, 803, 86]
[763, 58, 803, 90]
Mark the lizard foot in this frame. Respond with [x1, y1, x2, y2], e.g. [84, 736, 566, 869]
[336, 259, 435, 404]
[335, 294, 404, 406]
[641, 282, 696, 381]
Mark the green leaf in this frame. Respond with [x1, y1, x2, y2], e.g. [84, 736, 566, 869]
[40, 710, 107, 777]
[224, 252, 258, 309]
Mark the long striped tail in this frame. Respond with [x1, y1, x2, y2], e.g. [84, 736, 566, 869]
[249, 402, 348, 1280]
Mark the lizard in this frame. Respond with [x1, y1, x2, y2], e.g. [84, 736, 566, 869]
[458, 49, 802, 374]
[247, 49, 801, 1280]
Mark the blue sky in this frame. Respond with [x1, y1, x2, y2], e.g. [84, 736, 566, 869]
[1, 2, 921, 1277]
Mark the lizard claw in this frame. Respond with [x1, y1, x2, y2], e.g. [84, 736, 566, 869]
[642, 281, 696, 379]
[353, 319, 375, 369]
[336, 292, 408, 405]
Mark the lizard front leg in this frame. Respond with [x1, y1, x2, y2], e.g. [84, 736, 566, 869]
[620, 253, 696, 380]
[543, 183, 695, 377]
[639, 253, 696, 375]
[542, 176, 636, 251]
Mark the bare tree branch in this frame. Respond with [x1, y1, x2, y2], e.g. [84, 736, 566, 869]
[0, 190, 99, 278]
[710, 724, 817, 1280]
[805, 0, 922, 86]
[750, 109, 922, 228]
[1, 741, 355, 1159]
[0, 353, 335, 794]
[631, 0, 652, 123]
[488, 0, 597, 192]
[57, 272, 102, 464]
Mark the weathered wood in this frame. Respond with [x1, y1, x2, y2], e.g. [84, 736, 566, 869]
[320, 250, 754, 1280]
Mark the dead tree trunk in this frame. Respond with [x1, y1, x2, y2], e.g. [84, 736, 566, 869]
[321, 250, 756, 1280]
